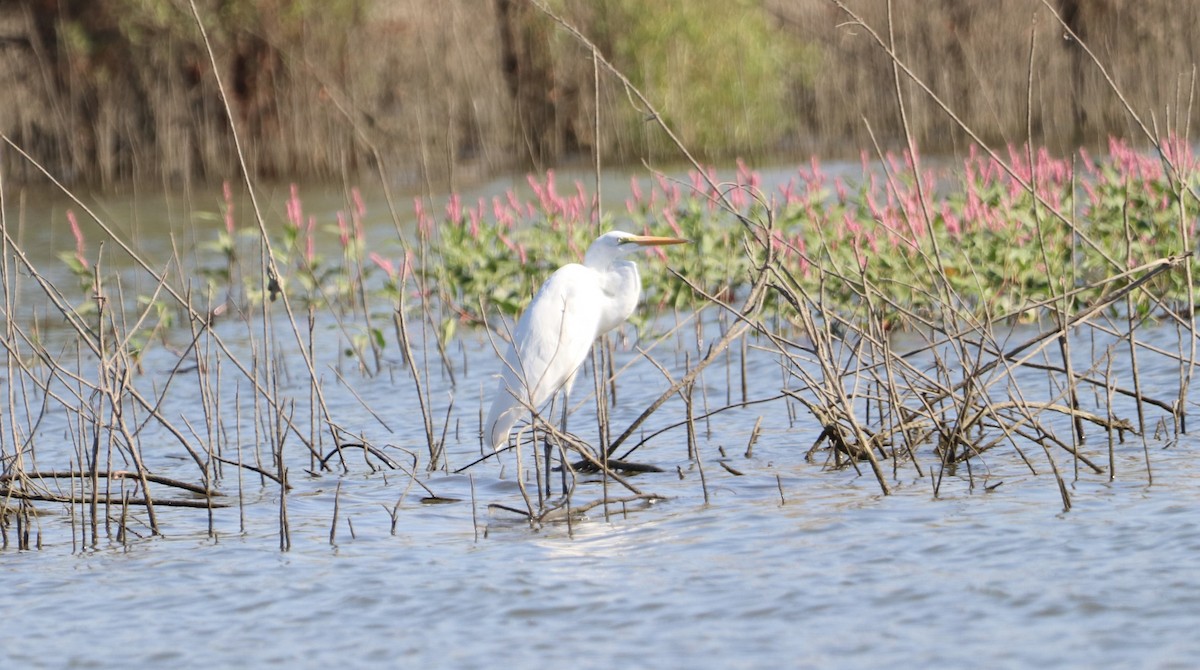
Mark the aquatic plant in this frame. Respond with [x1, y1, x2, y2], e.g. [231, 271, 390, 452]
[409, 139, 1198, 331]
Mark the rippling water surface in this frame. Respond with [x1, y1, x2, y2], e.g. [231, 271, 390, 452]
[4, 180, 1200, 669]
[6, 335, 1200, 669]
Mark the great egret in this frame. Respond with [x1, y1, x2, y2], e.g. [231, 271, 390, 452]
[484, 231, 688, 451]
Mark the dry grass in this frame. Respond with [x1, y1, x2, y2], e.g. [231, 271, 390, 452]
[772, 0, 1200, 156]
[2, 1, 1199, 186]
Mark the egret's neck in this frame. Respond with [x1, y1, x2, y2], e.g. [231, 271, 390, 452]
[584, 246, 617, 269]
[595, 260, 641, 335]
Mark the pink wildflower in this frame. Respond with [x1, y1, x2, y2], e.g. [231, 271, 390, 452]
[287, 183, 303, 228]
[351, 187, 366, 219]
[337, 211, 350, 248]
[223, 181, 235, 235]
[834, 177, 848, 204]
[67, 210, 88, 269]
[663, 207, 683, 237]
[469, 205, 481, 239]
[506, 188, 523, 215]
[369, 252, 397, 280]
[941, 202, 961, 237]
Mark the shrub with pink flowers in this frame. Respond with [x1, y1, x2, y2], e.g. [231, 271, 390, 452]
[421, 139, 1196, 328]
[173, 137, 1195, 345]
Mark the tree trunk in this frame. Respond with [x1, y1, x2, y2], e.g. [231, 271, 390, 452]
[494, 0, 566, 167]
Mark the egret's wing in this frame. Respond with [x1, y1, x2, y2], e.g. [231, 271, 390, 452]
[485, 264, 601, 449]
[508, 264, 602, 407]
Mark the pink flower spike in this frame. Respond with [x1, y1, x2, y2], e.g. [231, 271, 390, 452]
[469, 207, 481, 238]
[842, 211, 860, 236]
[663, 207, 683, 237]
[527, 173, 546, 204]
[67, 210, 88, 269]
[446, 193, 462, 223]
[369, 252, 397, 279]
[223, 181, 235, 235]
[941, 202, 961, 237]
[770, 229, 784, 252]
[545, 170, 563, 214]
[575, 180, 589, 213]
[337, 211, 350, 248]
[305, 215, 317, 263]
[1080, 179, 1097, 208]
[288, 183, 303, 228]
[730, 184, 747, 211]
[351, 187, 366, 219]
[778, 181, 794, 206]
[498, 231, 517, 254]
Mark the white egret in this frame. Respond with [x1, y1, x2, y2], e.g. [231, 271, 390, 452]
[484, 231, 688, 451]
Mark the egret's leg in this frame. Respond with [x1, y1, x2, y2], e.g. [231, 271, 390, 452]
[528, 408, 546, 510]
[559, 394, 569, 434]
[543, 438, 553, 498]
[558, 395, 570, 494]
[541, 395, 558, 499]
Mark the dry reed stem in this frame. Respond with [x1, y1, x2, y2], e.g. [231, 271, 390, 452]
[186, 0, 349, 466]
[0, 138, 324, 476]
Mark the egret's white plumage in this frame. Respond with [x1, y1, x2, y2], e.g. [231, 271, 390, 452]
[484, 231, 688, 451]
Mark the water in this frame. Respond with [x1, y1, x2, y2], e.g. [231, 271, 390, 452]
[4, 179, 1200, 669]
[5, 323, 1200, 669]
[6, 444, 1199, 668]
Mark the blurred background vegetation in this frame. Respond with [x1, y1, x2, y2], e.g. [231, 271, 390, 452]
[2, 0, 1198, 187]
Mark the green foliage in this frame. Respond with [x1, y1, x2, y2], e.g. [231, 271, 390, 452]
[587, 0, 812, 157]
[401, 141, 1200, 333]
[59, 140, 1197, 368]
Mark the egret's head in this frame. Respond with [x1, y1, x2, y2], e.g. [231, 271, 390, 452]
[585, 231, 689, 267]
